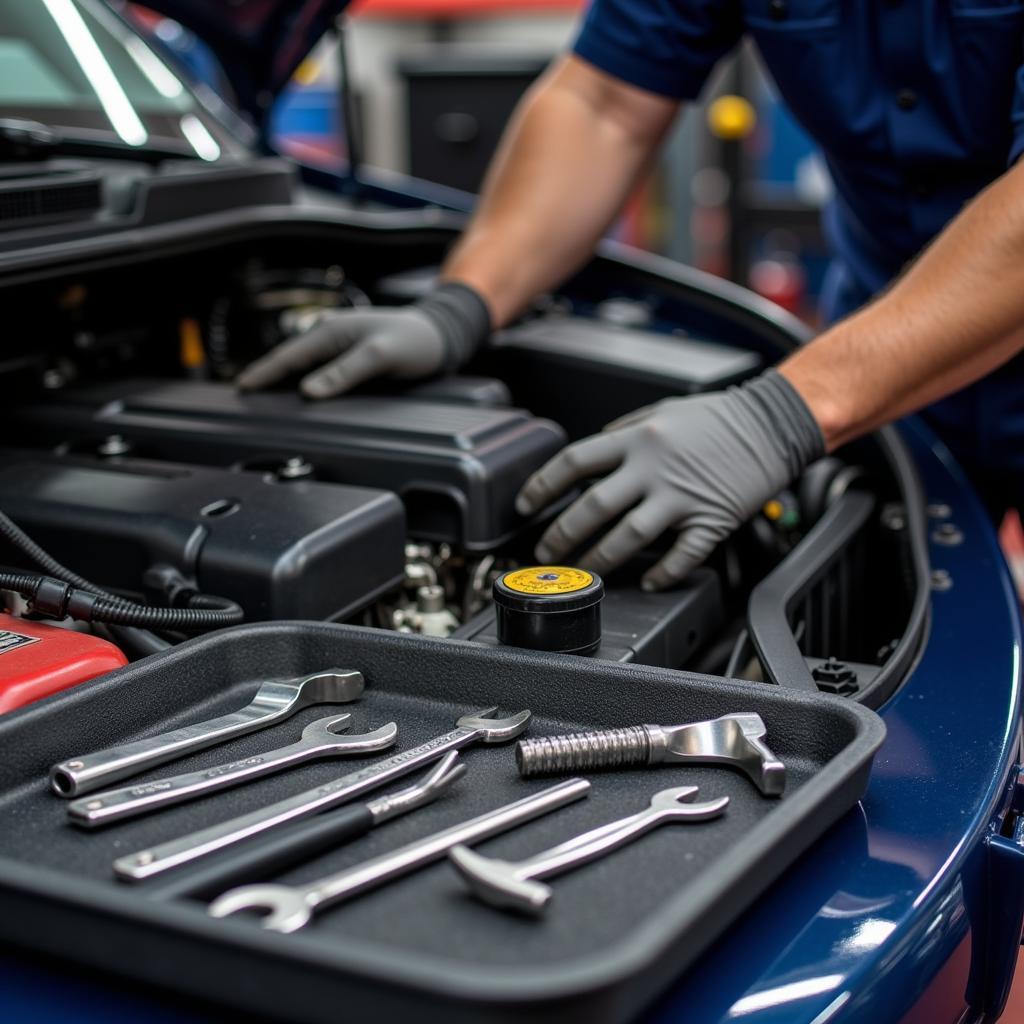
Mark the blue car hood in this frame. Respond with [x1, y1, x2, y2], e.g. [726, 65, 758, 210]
[134, 0, 351, 123]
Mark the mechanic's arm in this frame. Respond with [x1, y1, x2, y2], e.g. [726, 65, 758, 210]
[441, 56, 679, 327]
[237, 56, 679, 397]
[781, 161, 1024, 449]
[519, 160, 1024, 591]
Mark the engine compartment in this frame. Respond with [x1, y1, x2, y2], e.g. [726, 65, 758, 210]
[0, 214, 925, 703]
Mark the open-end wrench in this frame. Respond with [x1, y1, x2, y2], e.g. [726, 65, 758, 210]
[114, 706, 532, 881]
[208, 776, 590, 932]
[51, 669, 365, 798]
[515, 713, 786, 796]
[144, 752, 468, 903]
[68, 715, 399, 828]
[450, 785, 729, 915]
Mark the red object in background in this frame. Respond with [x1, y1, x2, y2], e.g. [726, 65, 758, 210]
[0, 615, 127, 713]
[749, 256, 807, 315]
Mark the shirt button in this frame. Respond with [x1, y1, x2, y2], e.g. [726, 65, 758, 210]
[768, 0, 788, 20]
[897, 89, 918, 110]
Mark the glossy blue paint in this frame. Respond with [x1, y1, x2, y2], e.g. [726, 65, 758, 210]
[0, 418, 1017, 1024]
[647, 417, 1023, 1024]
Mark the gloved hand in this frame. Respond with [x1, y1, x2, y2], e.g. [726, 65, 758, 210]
[515, 371, 825, 590]
[236, 282, 492, 399]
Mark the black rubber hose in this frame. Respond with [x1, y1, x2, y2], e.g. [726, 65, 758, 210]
[0, 511, 103, 594]
[0, 574, 243, 633]
[0, 511, 243, 632]
[88, 594, 242, 630]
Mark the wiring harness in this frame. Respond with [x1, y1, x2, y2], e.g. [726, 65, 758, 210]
[0, 511, 243, 633]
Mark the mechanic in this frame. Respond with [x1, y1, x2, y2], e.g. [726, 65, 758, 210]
[238, 1, 1024, 592]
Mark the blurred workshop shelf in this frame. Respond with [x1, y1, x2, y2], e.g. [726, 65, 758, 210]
[352, 0, 581, 16]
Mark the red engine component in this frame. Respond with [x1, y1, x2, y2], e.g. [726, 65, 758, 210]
[0, 614, 127, 713]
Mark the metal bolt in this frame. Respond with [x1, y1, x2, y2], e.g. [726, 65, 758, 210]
[135, 852, 155, 866]
[277, 456, 313, 480]
[416, 584, 446, 614]
[931, 523, 964, 546]
[931, 569, 953, 591]
[97, 434, 131, 457]
[880, 504, 906, 531]
[927, 503, 952, 520]
[66, 761, 84, 770]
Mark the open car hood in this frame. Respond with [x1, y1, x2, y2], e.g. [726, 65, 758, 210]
[130, 0, 351, 124]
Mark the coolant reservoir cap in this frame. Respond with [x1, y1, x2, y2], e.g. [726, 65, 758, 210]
[493, 566, 604, 654]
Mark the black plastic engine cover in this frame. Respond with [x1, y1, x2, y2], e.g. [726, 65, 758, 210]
[0, 450, 405, 622]
[12, 380, 566, 550]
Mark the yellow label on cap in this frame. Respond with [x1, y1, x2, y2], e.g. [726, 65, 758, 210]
[502, 567, 594, 596]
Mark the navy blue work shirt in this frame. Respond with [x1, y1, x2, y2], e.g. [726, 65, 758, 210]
[574, 0, 1024, 514]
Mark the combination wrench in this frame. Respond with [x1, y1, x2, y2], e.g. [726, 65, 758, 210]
[144, 752, 468, 903]
[51, 669, 365, 797]
[450, 785, 729, 914]
[68, 714, 398, 828]
[114, 706, 532, 881]
[208, 776, 590, 932]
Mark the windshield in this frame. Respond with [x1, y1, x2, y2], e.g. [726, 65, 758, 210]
[0, 0, 242, 159]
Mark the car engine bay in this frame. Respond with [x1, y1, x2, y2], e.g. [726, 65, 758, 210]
[0, 160, 926, 706]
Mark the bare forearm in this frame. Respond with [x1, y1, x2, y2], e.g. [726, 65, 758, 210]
[442, 55, 679, 327]
[781, 162, 1024, 449]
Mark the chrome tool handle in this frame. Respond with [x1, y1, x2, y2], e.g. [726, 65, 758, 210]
[71, 741, 315, 826]
[515, 727, 651, 777]
[512, 807, 663, 882]
[306, 778, 591, 912]
[114, 725, 476, 881]
[67, 720, 397, 828]
[50, 670, 363, 798]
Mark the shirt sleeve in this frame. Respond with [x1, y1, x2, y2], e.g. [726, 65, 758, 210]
[572, 0, 744, 101]
[1010, 60, 1024, 165]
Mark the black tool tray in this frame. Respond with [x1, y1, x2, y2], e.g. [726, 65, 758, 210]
[0, 622, 885, 1023]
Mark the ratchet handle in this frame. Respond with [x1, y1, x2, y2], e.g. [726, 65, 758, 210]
[142, 804, 376, 903]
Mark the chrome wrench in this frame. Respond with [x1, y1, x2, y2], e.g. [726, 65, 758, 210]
[68, 714, 398, 828]
[114, 706, 532, 881]
[450, 785, 729, 914]
[51, 669, 365, 797]
[145, 752, 468, 903]
[208, 776, 590, 932]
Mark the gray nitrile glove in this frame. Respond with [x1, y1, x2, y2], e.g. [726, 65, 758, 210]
[515, 371, 825, 591]
[236, 282, 492, 399]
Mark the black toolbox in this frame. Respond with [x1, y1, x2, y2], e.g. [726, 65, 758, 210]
[0, 623, 885, 1023]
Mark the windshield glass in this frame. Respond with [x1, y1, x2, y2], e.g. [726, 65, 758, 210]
[0, 0, 241, 158]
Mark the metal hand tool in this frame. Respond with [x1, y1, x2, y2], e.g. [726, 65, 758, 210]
[51, 669, 365, 798]
[143, 752, 467, 903]
[114, 706, 532, 881]
[450, 784, 729, 915]
[69, 715, 399, 828]
[208, 776, 590, 932]
[514, 712, 785, 796]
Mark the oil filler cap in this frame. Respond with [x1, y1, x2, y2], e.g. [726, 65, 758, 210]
[493, 566, 604, 655]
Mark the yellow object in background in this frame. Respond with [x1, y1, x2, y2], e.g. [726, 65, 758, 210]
[179, 318, 206, 371]
[707, 95, 757, 140]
